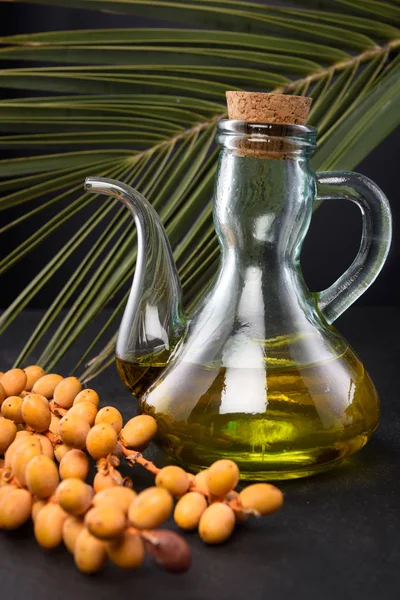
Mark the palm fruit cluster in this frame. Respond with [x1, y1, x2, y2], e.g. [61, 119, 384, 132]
[0, 366, 284, 575]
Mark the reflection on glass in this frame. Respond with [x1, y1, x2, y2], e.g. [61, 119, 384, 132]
[89, 119, 390, 479]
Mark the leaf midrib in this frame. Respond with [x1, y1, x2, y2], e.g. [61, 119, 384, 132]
[100, 38, 399, 163]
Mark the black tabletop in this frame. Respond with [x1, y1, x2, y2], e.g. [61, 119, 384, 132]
[1, 307, 399, 600]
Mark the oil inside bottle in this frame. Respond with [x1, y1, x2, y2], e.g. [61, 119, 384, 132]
[117, 346, 379, 480]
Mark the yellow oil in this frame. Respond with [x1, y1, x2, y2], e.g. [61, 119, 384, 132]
[117, 346, 379, 480]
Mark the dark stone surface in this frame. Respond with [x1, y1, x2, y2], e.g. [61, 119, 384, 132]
[1, 307, 399, 600]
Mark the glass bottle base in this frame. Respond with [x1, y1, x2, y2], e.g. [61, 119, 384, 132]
[160, 431, 372, 480]
[117, 345, 379, 481]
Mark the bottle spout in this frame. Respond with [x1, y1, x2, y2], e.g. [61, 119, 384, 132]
[84, 177, 184, 361]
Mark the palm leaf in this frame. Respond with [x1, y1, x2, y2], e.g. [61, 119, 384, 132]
[0, 0, 399, 379]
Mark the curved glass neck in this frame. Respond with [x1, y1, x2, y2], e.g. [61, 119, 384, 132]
[213, 121, 317, 262]
[181, 121, 332, 369]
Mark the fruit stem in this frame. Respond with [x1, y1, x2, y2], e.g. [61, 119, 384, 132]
[0, 468, 20, 487]
[187, 484, 211, 502]
[49, 400, 68, 417]
[120, 448, 160, 475]
[139, 530, 160, 546]
[44, 431, 60, 445]
[225, 496, 260, 517]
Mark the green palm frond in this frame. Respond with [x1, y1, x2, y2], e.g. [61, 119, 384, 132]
[0, 0, 399, 379]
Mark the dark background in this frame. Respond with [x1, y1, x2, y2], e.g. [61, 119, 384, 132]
[0, 7, 399, 599]
[1, 306, 400, 600]
[0, 2, 398, 309]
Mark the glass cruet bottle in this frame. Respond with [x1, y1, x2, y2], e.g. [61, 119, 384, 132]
[85, 92, 392, 480]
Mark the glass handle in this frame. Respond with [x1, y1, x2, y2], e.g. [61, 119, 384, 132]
[315, 171, 392, 324]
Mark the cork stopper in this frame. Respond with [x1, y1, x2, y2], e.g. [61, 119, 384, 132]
[226, 91, 312, 125]
[224, 91, 312, 159]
